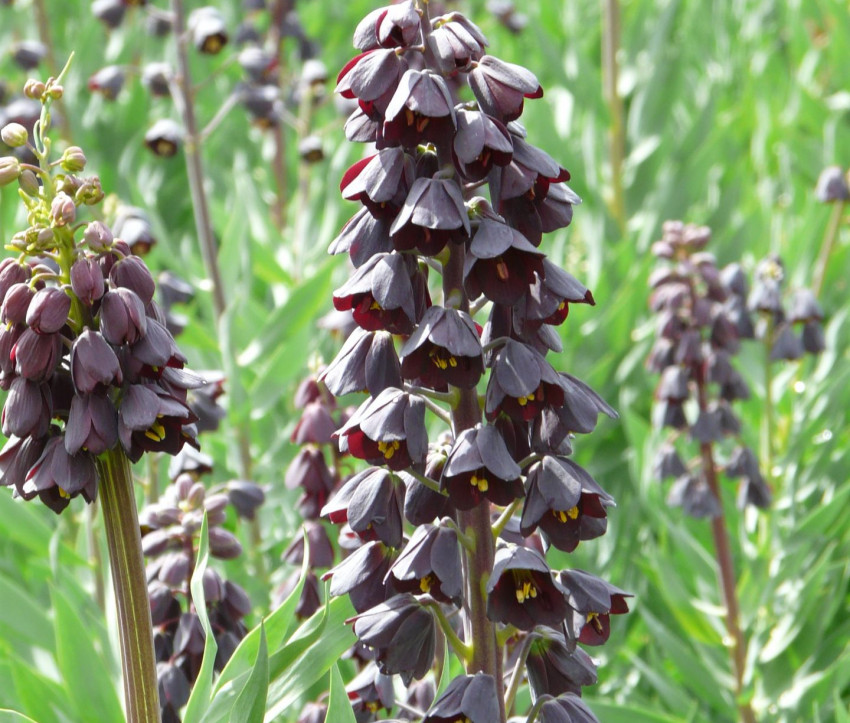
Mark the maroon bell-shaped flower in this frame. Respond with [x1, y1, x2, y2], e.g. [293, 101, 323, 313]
[382, 69, 456, 147]
[11, 328, 63, 382]
[335, 387, 428, 471]
[336, 48, 406, 107]
[2, 377, 52, 439]
[400, 306, 483, 390]
[560, 569, 632, 646]
[110, 254, 156, 304]
[322, 466, 404, 547]
[188, 7, 228, 54]
[441, 424, 522, 509]
[526, 627, 598, 698]
[23, 434, 98, 512]
[486, 544, 568, 629]
[70, 257, 105, 305]
[429, 13, 489, 71]
[324, 540, 397, 613]
[1, 284, 34, 325]
[285, 447, 335, 520]
[333, 252, 424, 335]
[515, 259, 594, 330]
[464, 215, 544, 305]
[485, 339, 564, 423]
[25, 287, 70, 334]
[321, 328, 402, 397]
[328, 207, 394, 267]
[70, 329, 122, 393]
[468, 54, 542, 122]
[65, 392, 118, 455]
[117, 383, 197, 462]
[422, 672, 500, 723]
[340, 147, 415, 217]
[348, 593, 437, 685]
[100, 287, 148, 345]
[387, 519, 462, 605]
[0, 434, 47, 497]
[537, 693, 600, 723]
[521, 456, 613, 552]
[452, 108, 513, 182]
[354, 1, 421, 51]
[389, 176, 470, 256]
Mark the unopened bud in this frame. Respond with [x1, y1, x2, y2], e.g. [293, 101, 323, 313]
[1, 123, 29, 147]
[84, 220, 114, 252]
[47, 83, 64, 100]
[61, 146, 87, 172]
[0, 157, 21, 186]
[75, 176, 104, 206]
[18, 169, 39, 196]
[50, 192, 76, 226]
[23, 79, 46, 100]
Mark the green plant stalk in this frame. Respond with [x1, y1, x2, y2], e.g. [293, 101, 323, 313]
[812, 200, 845, 298]
[87, 502, 106, 612]
[761, 315, 775, 492]
[695, 378, 756, 723]
[31, 0, 72, 142]
[602, 0, 626, 233]
[171, 0, 266, 579]
[442, 243, 507, 723]
[96, 449, 161, 723]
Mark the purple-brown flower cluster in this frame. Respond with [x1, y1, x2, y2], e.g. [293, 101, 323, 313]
[293, 3, 628, 721]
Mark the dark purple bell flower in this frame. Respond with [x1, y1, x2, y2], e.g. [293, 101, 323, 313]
[100, 287, 148, 345]
[441, 424, 522, 509]
[464, 216, 544, 305]
[382, 69, 456, 147]
[737, 473, 772, 510]
[667, 473, 721, 518]
[469, 54, 542, 122]
[354, 2, 421, 51]
[117, 383, 197, 462]
[281, 519, 334, 568]
[515, 260, 594, 330]
[188, 7, 228, 54]
[652, 443, 687, 481]
[537, 693, 600, 723]
[560, 569, 632, 646]
[422, 672, 500, 723]
[0, 259, 31, 303]
[322, 466, 404, 547]
[340, 147, 415, 217]
[346, 662, 396, 721]
[485, 339, 564, 423]
[110, 254, 156, 304]
[486, 544, 568, 629]
[390, 176, 470, 256]
[336, 48, 406, 106]
[400, 459, 453, 526]
[400, 306, 483, 390]
[12, 328, 63, 381]
[452, 108, 512, 182]
[333, 252, 424, 335]
[88, 65, 126, 100]
[23, 434, 98, 509]
[24, 287, 69, 334]
[323, 540, 397, 613]
[335, 387, 427, 471]
[527, 626, 598, 698]
[65, 392, 118, 455]
[70, 329, 122, 393]
[290, 401, 338, 445]
[113, 207, 158, 255]
[286, 447, 334, 496]
[145, 119, 183, 158]
[328, 207, 394, 267]
[520, 456, 613, 553]
[815, 165, 850, 203]
[321, 328, 402, 397]
[348, 593, 436, 685]
[1, 283, 34, 325]
[0, 433, 47, 498]
[1, 377, 52, 438]
[429, 12, 488, 71]
[387, 520, 462, 605]
[770, 323, 804, 361]
[70, 257, 105, 305]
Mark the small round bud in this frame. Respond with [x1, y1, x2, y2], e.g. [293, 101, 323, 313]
[47, 84, 64, 100]
[50, 192, 77, 227]
[84, 220, 114, 252]
[18, 169, 39, 196]
[1, 122, 29, 147]
[60, 146, 87, 172]
[23, 79, 46, 100]
[75, 177, 104, 206]
[0, 157, 22, 186]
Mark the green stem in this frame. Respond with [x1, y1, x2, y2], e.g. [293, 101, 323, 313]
[812, 200, 844, 298]
[491, 498, 522, 540]
[96, 449, 160, 723]
[504, 632, 535, 715]
[602, 0, 626, 234]
[427, 599, 472, 662]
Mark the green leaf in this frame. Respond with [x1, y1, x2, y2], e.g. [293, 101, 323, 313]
[8, 657, 70, 723]
[230, 625, 268, 723]
[0, 711, 40, 723]
[584, 700, 687, 723]
[0, 573, 53, 651]
[326, 664, 357, 723]
[51, 586, 123, 723]
[183, 514, 218, 723]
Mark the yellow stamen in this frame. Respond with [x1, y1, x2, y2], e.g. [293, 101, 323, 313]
[415, 115, 430, 132]
[558, 301, 567, 311]
[404, 107, 415, 126]
[552, 506, 579, 523]
[495, 258, 510, 281]
[369, 299, 383, 311]
[470, 473, 489, 492]
[587, 612, 605, 634]
[419, 575, 433, 594]
[517, 392, 535, 407]
[144, 420, 166, 442]
[377, 440, 400, 459]
[58, 487, 70, 499]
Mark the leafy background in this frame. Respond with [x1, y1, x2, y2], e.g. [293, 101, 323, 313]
[0, 0, 848, 721]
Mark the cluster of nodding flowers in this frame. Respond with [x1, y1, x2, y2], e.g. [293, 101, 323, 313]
[286, 3, 632, 721]
[0, 73, 201, 513]
[647, 221, 824, 516]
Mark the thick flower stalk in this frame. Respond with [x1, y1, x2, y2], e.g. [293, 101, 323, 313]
[0, 69, 200, 722]
[315, 3, 627, 721]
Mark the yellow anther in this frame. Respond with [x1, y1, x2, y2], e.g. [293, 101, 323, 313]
[517, 392, 535, 407]
[470, 473, 489, 492]
[144, 420, 166, 442]
[553, 506, 579, 523]
[419, 575, 433, 594]
[405, 107, 415, 126]
[448, 356, 457, 367]
[558, 301, 567, 311]
[377, 440, 400, 459]
[515, 580, 538, 603]
[366, 701, 380, 713]
[58, 487, 70, 499]
[415, 115, 430, 132]
[495, 258, 510, 281]
[586, 612, 605, 634]
[369, 299, 383, 311]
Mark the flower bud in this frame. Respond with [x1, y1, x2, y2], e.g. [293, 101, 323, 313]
[92, 0, 126, 29]
[23, 79, 46, 100]
[60, 146, 87, 172]
[46, 84, 64, 100]
[1, 122, 29, 147]
[99, 287, 147, 344]
[50, 192, 76, 226]
[1, 283, 34, 324]
[0, 157, 21, 187]
[26, 287, 71, 334]
[109, 255, 156, 304]
[75, 176, 104, 206]
[84, 220, 114, 251]
[88, 66, 126, 100]
[18, 169, 39, 196]
[70, 257, 106, 305]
